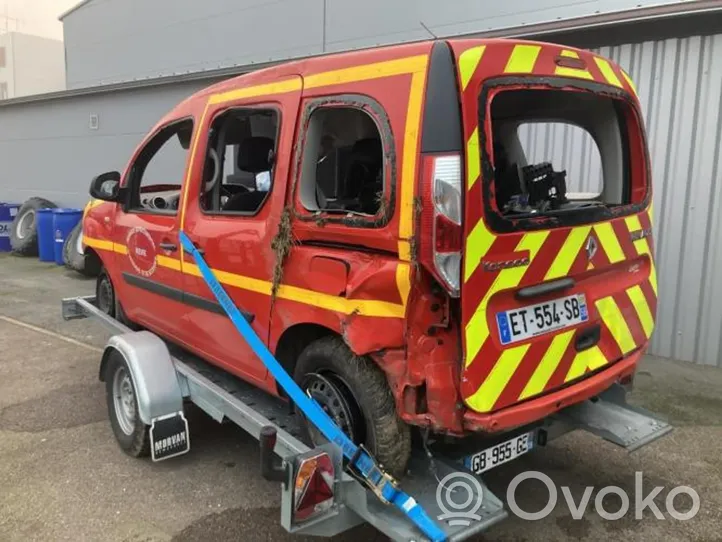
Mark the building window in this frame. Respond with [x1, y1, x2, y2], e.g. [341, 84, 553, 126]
[0, 47, 5, 68]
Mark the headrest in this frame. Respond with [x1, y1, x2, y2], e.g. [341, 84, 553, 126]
[350, 138, 382, 164]
[237, 137, 274, 173]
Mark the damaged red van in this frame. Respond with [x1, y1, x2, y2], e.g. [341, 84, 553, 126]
[82, 38, 657, 477]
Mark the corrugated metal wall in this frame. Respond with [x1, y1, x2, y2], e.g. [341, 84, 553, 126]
[523, 34, 722, 366]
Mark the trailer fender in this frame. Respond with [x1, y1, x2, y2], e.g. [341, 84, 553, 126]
[99, 331, 184, 426]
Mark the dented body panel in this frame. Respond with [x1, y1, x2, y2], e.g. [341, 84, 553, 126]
[82, 37, 656, 438]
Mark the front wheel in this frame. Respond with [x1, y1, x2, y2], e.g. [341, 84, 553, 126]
[104, 350, 150, 457]
[294, 337, 411, 479]
[96, 268, 115, 317]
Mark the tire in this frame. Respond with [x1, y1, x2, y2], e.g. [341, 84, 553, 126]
[63, 222, 101, 276]
[294, 336, 411, 479]
[104, 350, 150, 457]
[96, 268, 116, 318]
[9, 197, 57, 256]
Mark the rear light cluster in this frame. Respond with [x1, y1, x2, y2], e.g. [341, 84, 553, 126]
[293, 451, 335, 523]
[420, 154, 463, 297]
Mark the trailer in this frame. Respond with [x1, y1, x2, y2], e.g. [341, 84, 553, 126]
[62, 294, 673, 541]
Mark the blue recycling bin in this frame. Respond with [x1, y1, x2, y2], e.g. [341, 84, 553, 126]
[37, 208, 56, 262]
[52, 208, 83, 265]
[0, 203, 20, 252]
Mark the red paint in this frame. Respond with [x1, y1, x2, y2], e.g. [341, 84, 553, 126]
[83, 37, 656, 440]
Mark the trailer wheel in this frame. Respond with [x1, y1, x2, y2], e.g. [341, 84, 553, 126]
[96, 269, 116, 317]
[294, 336, 411, 479]
[105, 350, 150, 457]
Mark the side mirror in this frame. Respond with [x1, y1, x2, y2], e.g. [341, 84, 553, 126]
[89, 171, 123, 202]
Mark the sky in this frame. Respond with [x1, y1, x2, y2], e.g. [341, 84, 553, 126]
[0, 0, 79, 40]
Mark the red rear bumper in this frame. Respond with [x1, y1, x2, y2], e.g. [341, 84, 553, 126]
[462, 348, 641, 433]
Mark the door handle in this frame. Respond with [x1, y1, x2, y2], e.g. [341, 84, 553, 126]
[516, 277, 575, 300]
[159, 242, 177, 252]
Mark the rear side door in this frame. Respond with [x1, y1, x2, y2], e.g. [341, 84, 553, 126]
[179, 79, 302, 387]
[111, 119, 194, 341]
[449, 40, 657, 414]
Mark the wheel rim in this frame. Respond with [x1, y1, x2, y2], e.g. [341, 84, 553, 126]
[98, 276, 113, 314]
[15, 210, 35, 240]
[302, 372, 365, 445]
[113, 367, 136, 435]
[75, 227, 84, 255]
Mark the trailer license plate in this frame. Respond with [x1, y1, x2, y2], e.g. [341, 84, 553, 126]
[150, 411, 190, 462]
[496, 294, 588, 345]
[465, 431, 535, 475]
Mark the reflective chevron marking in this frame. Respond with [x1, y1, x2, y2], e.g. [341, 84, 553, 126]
[464, 231, 549, 366]
[627, 285, 655, 339]
[519, 330, 575, 400]
[595, 296, 636, 355]
[466, 344, 530, 412]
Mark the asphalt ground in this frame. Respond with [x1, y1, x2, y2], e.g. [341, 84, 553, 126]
[1, 253, 721, 541]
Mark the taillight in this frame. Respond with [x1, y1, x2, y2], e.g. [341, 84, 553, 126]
[421, 154, 463, 297]
[293, 452, 335, 523]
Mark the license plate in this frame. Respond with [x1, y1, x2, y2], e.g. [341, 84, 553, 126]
[496, 293, 588, 345]
[150, 411, 190, 462]
[465, 431, 535, 475]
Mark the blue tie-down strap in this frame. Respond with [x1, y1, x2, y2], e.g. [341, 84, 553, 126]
[179, 232, 447, 542]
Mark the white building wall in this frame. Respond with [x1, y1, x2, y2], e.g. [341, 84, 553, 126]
[0, 32, 66, 99]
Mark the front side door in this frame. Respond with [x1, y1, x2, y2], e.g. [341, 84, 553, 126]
[112, 119, 195, 341]
[180, 81, 302, 387]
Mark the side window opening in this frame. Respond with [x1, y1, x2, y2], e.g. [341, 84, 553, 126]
[201, 108, 278, 214]
[490, 89, 627, 218]
[299, 106, 384, 217]
[128, 119, 193, 213]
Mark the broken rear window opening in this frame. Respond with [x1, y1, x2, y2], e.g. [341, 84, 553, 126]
[299, 105, 386, 219]
[484, 86, 646, 231]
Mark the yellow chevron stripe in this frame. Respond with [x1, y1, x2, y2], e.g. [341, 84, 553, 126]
[596, 296, 636, 354]
[621, 69, 638, 97]
[627, 285, 654, 339]
[504, 45, 541, 73]
[464, 217, 495, 282]
[625, 214, 642, 232]
[554, 50, 593, 80]
[458, 45, 485, 91]
[594, 57, 623, 88]
[594, 222, 625, 263]
[466, 344, 530, 412]
[519, 330, 575, 400]
[544, 226, 591, 280]
[566, 346, 606, 381]
[464, 231, 549, 366]
[625, 214, 658, 296]
[466, 127, 481, 191]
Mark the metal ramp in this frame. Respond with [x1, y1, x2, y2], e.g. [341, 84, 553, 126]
[554, 383, 673, 451]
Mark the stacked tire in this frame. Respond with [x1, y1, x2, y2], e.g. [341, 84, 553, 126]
[9, 197, 57, 256]
[63, 221, 100, 276]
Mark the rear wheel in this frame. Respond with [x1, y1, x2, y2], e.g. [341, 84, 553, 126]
[294, 336, 411, 479]
[104, 350, 149, 457]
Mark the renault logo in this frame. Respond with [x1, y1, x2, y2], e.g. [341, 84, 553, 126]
[586, 236, 598, 261]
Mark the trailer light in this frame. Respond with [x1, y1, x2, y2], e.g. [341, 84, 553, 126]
[293, 452, 335, 523]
